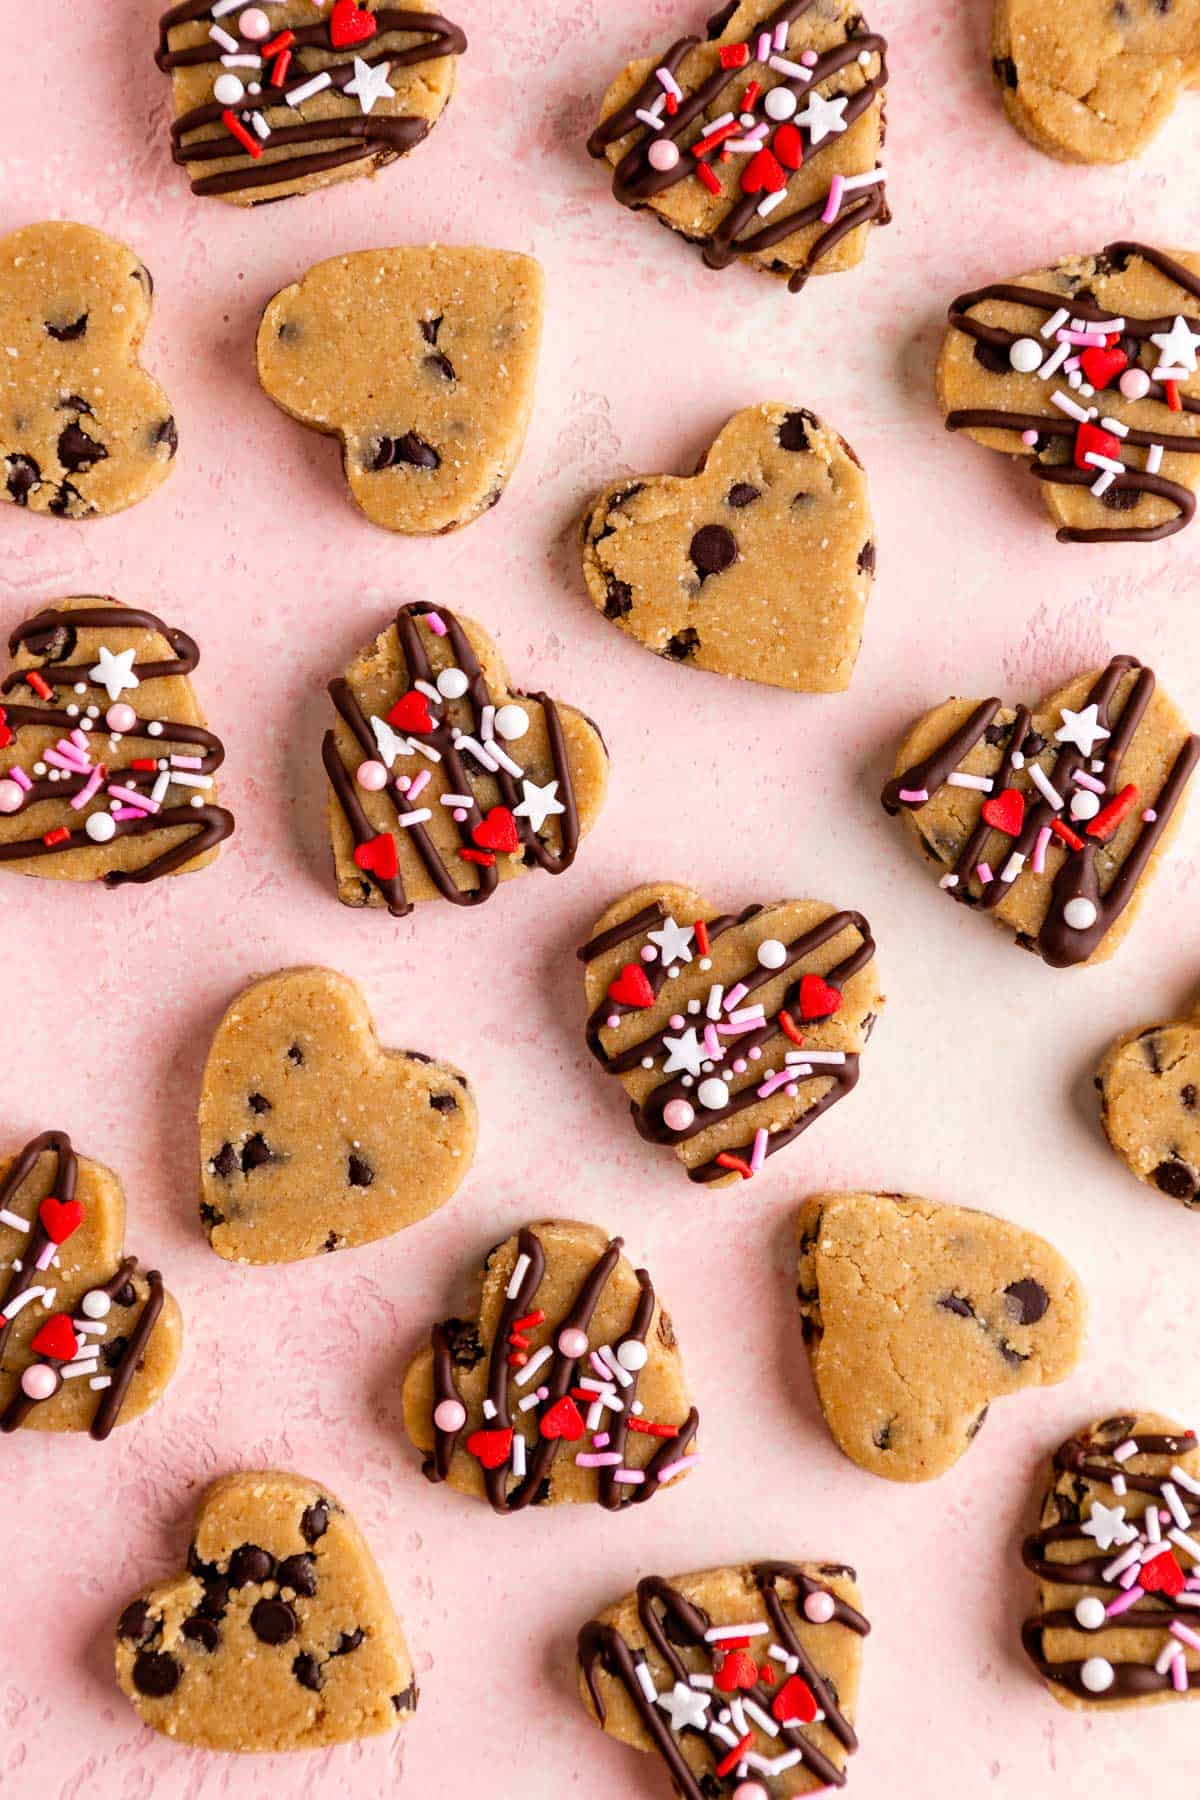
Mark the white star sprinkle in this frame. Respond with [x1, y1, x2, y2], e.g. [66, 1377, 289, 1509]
[344, 56, 393, 115]
[1081, 1500, 1138, 1552]
[795, 89, 849, 146]
[88, 645, 139, 704]
[647, 916, 695, 966]
[513, 778, 564, 834]
[1150, 314, 1200, 375]
[369, 714, 412, 768]
[1054, 703, 1111, 759]
[662, 1028, 706, 1078]
[656, 1680, 710, 1734]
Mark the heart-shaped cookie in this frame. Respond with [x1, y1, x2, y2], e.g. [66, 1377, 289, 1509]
[992, 1, 1200, 164]
[199, 966, 476, 1264]
[323, 602, 608, 916]
[579, 883, 883, 1185]
[1098, 1008, 1200, 1207]
[587, 0, 889, 297]
[0, 597, 234, 888]
[115, 1470, 416, 1749]
[578, 1560, 869, 1795]
[580, 404, 874, 691]
[796, 1192, 1086, 1483]
[155, 0, 466, 205]
[257, 247, 542, 534]
[1, 222, 177, 519]
[1022, 1413, 1200, 1709]
[938, 242, 1200, 543]
[883, 654, 1200, 968]
[402, 1219, 698, 1512]
[0, 1130, 181, 1438]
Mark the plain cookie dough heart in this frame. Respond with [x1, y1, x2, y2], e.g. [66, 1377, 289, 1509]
[323, 601, 608, 915]
[578, 1561, 869, 1796]
[156, 1, 465, 205]
[199, 966, 477, 1263]
[1098, 1008, 1200, 1206]
[993, 0, 1200, 164]
[580, 403, 874, 691]
[402, 1219, 698, 1512]
[1022, 1413, 1200, 1709]
[588, 0, 888, 297]
[882, 654, 1200, 968]
[0, 1130, 181, 1438]
[0, 597, 234, 887]
[1, 222, 177, 519]
[115, 1470, 416, 1750]
[579, 882, 883, 1185]
[257, 247, 542, 533]
[939, 242, 1200, 543]
[796, 1191, 1086, 1483]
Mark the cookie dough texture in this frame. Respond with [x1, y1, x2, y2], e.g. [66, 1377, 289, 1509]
[156, 0, 465, 205]
[257, 247, 543, 533]
[581, 404, 874, 691]
[796, 1192, 1086, 1482]
[115, 1471, 416, 1751]
[199, 966, 476, 1264]
[0, 222, 176, 519]
[403, 1219, 697, 1509]
[1098, 1009, 1200, 1206]
[993, 0, 1200, 163]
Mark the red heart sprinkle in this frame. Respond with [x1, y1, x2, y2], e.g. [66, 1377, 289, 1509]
[741, 147, 786, 196]
[466, 1426, 513, 1470]
[353, 833, 398, 880]
[759, 1662, 776, 1684]
[38, 1196, 83, 1245]
[773, 1673, 819, 1724]
[472, 806, 519, 855]
[539, 1395, 586, 1442]
[607, 964, 656, 1009]
[30, 1313, 79, 1362]
[1080, 344, 1128, 390]
[798, 974, 842, 1021]
[387, 690, 434, 734]
[1074, 419, 1123, 474]
[0, 708, 10, 749]
[773, 121, 803, 170]
[1141, 1550, 1185, 1596]
[329, 0, 377, 48]
[981, 786, 1025, 836]
[715, 1648, 760, 1693]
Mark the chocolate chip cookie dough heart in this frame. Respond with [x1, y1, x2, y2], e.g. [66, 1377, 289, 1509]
[156, 0, 465, 204]
[1, 222, 177, 519]
[580, 404, 874, 691]
[579, 883, 883, 1185]
[939, 242, 1200, 542]
[993, 0, 1200, 164]
[257, 247, 542, 533]
[1098, 1007, 1200, 1206]
[0, 597, 234, 887]
[199, 966, 476, 1263]
[402, 1220, 698, 1512]
[588, 0, 888, 297]
[323, 602, 608, 916]
[796, 1192, 1086, 1483]
[882, 655, 1200, 968]
[578, 1561, 869, 1795]
[115, 1471, 416, 1750]
[1022, 1413, 1200, 1708]
[0, 1130, 181, 1438]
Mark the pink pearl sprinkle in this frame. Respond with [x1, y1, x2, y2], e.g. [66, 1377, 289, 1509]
[239, 6, 270, 36]
[733, 1784, 770, 1800]
[749, 1045, 762, 1060]
[804, 1590, 836, 1624]
[0, 779, 23, 815]
[106, 702, 137, 733]
[801, 48, 818, 65]
[396, 775, 411, 792]
[433, 1399, 466, 1433]
[1021, 428, 1039, 447]
[647, 138, 680, 173]
[558, 1327, 589, 1359]
[21, 1364, 58, 1401]
[641, 945, 657, 962]
[733, 1057, 748, 1073]
[355, 759, 387, 791]
[669, 1014, 685, 1029]
[1119, 367, 1151, 401]
[663, 1098, 696, 1133]
[453, 807, 468, 822]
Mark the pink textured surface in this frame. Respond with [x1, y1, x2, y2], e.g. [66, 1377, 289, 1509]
[4, 0, 1200, 1793]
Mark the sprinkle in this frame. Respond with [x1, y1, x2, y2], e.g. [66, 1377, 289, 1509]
[1113, 1473, 1127, 1495]
[1172, 1650, 1191, 1692]
[612, 1468, 645, 1485]
[975, 863, 994, 885]
[41, 825, 71, 847]
[757, 1068, 798, 1100]
[656, 66, 683, 101]
[947, 771, 993, 792]
[1072, 769, 1106, 795]
[715, 1152, 754, 1180]
[0, 1209, 28, 1231]
[897, 787, 928, 803]
[269, 48, 291, 84]
[1024, 764, 1062, 810]
[454, 734, 499, 772]
[220, 52, 261, 66]
[1030, 824, 1052, 874]
[1172, 1465, 1200, 1497]
[1102, 1542, 1143, 1582]
[715, 1734, 754, 1781]
[768, 53, 811, 80]
[26, 671, 53, 700]
[1101, 415, 1130, 439]
[706, 984, 724, 1019]
[1156, 1641, 1180, 1675]
[1147, 443, 1164, 475]
[1041, 306, 1070, 339]
[695, 160, 722, 195]
[1164, 1484, 1192, 1530]
[1000, 851, 1025, 884]
[209, 23, 239, 49]
[749, 1127, 769, 1173]
[1050, 389, 1092, 423]
[1090, 470, 1117, 498]
[109, 806, 145, 822]
[1146, 1507, 1163, 1545]
[635, 108, 664, 130]
[510, 1431, 526, 1480]
[756, 31, 771, 59]
[939, 872, 959, 889]
[287, 71, 332, 106]
[396, 808, 431, 828]
[756, 189, 788, 218]
[1038, 342, 1071, 380]
[507, 1253, 531, 1299]
[727, 1005, 765, 1026]
[1051, 817, 1085, 851]
[1057, 328, 1108, 348]
[1171, 1528, 1200, 1562]
[1088, 783, 1138, 842]
[692, 119, 740, 158]
[513, 1344, 553, 1387]
[1171, 1620, 1200, 1652]
[694, 919, 710, 957]
[482, 1398, 497, 1420]
[724, 983, 750, 1013]
[1166, 380, 1183, 411]
[88, 1376, 112, 1391]
[627, 1417, 678, 1440]
[598, 1344, 634, 1389]
[634, 1659, 658, 1705]
[1104, 1586, 1144, 1617]
[211, 0, 244, 14]
[9, 767, 31, 791]
[221, 107, 263, 157]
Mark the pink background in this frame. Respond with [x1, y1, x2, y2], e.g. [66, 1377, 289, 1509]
[4, 1, 1200, 1793]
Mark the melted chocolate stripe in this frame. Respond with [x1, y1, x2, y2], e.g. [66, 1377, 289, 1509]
[91, 1270, 164, 1440]
[0, 1132, 76, 1357]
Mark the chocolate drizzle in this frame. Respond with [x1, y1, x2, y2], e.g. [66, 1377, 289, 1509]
[883, 655, 1200, 968]
[578, 1562, 869, 1794]
[156, 4, 466, 200]
[945, 243, 1200, 542]
[587, 0, 889, 295]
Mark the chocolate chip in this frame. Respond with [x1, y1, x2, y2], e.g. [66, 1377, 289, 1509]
[199, 1202, 225, 1228]
[973, 338, 1013, 375]
[118, 1600, 153, 1643]
[1004, 1278, 1049, 1325]
[212, 1142, 238, 1178]
[197, 1577, 230, 1620]
[240, 1133, 274, 1173]
[857, 540, 876, 575]
[57, 421, 106, 473]
[1154, 1157, 1196, 1200]
[424, 353, 456, 382]
[5, 454, 40, 505]
[244, 1094, 272, 1118]
[293, 1651, 323, 1691]
[229, 1544, 275, 1587]
[113, 1279, 137, 1308]
[300, 1501, 330, 1544]
[656, 1309, 677, 1350]
[603, 574, 633, 619]
[132, 1651, 180, 1697]
[1141, 1030, 1164, 1074]
[1102, 484, 1143, 512]
[699, 1777, 723, 1800]
[419, 315, 443, 345]
[778, 409, 816, 452]
[46, 312, 88, 341]
[276, 1553, 317, 1597]
[56, 394, 92, 415]
[333, 1628, 364, 1655]
[276, 319, 300, 344]
[1097, 1414, 1137, 1439]
[992, 55, 1018, 89]
[153, 417, 179, 458]
[181, 1616, 220, 1652]
[938, 1292, 975, 1318]
[1183, 1085, 1197, 1110]
[984, 721, 1011, 747]
[392, 1681, 419, 1713]
[532, 1476, 553, 1505]
[726, 482, 760, 507]
[663, 627, 700, 661]
[443, 1316, 485, 1369]
[324, 1231, 339, 1252]
[998, 1338, 1030, 1367]
[1020, 731, 1045, 757]
[102, 1334, 129, 1369]
[250, 1598, 297, 1645]
[690, 526, 737, 580]
[406, 1050, 433, 1064]
[48, 481, 87, 517]
[347, 1152, 374, 1187]
[872, 1419, 894, 1450]
[430, 1091, 458, 1113]
[287, 1043, 304, 1065]
[372, 432, 441, 471]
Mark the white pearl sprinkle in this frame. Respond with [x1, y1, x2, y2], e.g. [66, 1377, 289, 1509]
[756, 938, 787, 970]
[436, 667, 469, 700]
[1063, 897, 1098, 931]
[1080, 1656, 1115, 1693]
[697, 1078, 728, 1110]
[1074, 1597, 1106, 1631]
[1009, 336, 1043, 374]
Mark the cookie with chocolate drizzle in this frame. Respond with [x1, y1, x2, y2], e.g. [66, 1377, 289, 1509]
[588, 0, 888, 297]
[1098, 1005, 1200, 1207]
[882, 655, 1200, 968]
[0, 1131, 181, 1439]
[578, 1561, 869, 1794]
[402, 1220, 698, 1511]
[579, 883, 883, 1184]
